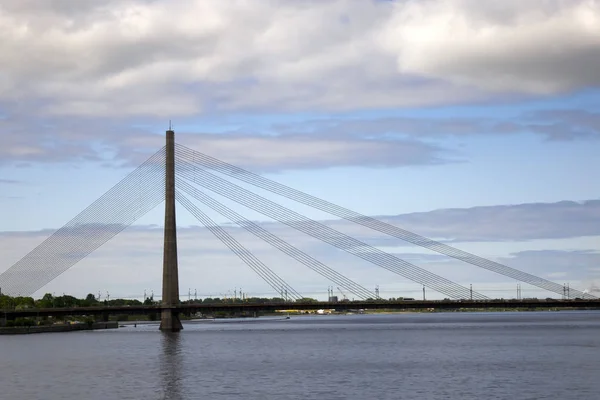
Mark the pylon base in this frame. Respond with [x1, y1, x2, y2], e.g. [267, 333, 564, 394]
[159, 309, 183, 332]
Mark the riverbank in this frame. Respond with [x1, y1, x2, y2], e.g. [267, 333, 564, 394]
[0, 321, 118, 335]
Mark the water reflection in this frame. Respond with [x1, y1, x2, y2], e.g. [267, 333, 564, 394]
[160, 332, 183, 400]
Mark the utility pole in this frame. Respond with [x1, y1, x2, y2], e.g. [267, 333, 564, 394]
[375, 285, 380, 299]
[470, 284, 473, 301]
[423, 285, 426, 301]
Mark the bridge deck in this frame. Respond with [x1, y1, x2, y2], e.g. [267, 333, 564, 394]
[2, 299, 600, 319]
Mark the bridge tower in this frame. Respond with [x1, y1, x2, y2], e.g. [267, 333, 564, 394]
[160, 128, 183, 332]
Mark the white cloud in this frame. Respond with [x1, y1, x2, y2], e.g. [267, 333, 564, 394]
[2, 0, 598, 170]
[379, 0, 600, 94]
[1, 0, 598, 117]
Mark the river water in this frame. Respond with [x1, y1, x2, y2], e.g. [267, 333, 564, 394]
[1, 311, 599, 400]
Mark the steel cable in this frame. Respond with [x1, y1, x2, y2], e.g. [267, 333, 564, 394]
[175, 144, 595, 300]
[177, 178, 375, 300]
[175, 158, 486, 300]
[10, 152, 165, 293]
[0, 148, 166, 296]
[176, 190, 302, 301]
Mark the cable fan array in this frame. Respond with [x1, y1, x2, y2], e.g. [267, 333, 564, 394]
[1, 141, 593, 301]
[0, 148, 166, 296]
[174, 144, 596, 301]
[174, 157, 486, 300]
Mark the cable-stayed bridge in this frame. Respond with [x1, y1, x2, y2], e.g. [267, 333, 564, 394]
[1, 130, 597, 331]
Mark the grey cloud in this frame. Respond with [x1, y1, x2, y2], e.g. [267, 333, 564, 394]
[5, 198, 597, 248]
[380, 0, 600, 94]
[0, 111, 452, 171]
[3, 198, 600, 297]
[264, 199, 600, 248]
[10, 106, 599, 171]
[0, 178, 21, 184]
[0, 114, 112, 165]
[523, 110, 600, 141]
[3, 223, 598, 299]
[0, 0, 598, 119]
[273, 110, 600, 141]
[1, 0, 598, 171]
[175, 133, 449, 172]
[376, 200, 600, 242]
[183, 198, 600, 245]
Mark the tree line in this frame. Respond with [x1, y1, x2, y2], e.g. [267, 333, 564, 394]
[0, 293, 321, 309]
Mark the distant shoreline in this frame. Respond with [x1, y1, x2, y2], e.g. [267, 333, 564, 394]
[0, 321, 118, 335]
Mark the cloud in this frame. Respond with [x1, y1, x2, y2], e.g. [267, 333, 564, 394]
[0, 0, 598, 119]
[374, 200, 600, 242]
[523, 109, 600, 141]
[175, 134, 449, 172]
[379, 0, 600, 94]
[1, 198, 599, 298]
[495, 249, 600, 283]
[271, 109, 600, 141]
[1, 0, 598, 169]
[0, 178, 21, 184]
[2, 193, 598, 250]
[4, 106, 598, 169]
[389, 249, 600, 292]
[0, 111, 450, 170]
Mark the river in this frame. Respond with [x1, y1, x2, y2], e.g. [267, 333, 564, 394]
[1, 311, 599, 399]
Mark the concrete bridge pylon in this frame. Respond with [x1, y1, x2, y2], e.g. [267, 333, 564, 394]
[160, 129, 183, 332]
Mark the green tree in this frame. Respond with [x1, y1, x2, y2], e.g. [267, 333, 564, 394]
[296, 297, 318, 303]
[83, 293, 98, 306]
[36, 293, 54, 308]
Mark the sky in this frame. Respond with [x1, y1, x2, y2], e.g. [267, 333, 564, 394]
[0, 0, 599, 301]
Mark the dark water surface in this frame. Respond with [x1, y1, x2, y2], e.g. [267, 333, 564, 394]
[1, 312, 599, 400]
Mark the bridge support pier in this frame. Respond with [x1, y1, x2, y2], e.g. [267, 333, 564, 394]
[160, 128, 183, 332]
[160, 308, 182, 331]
